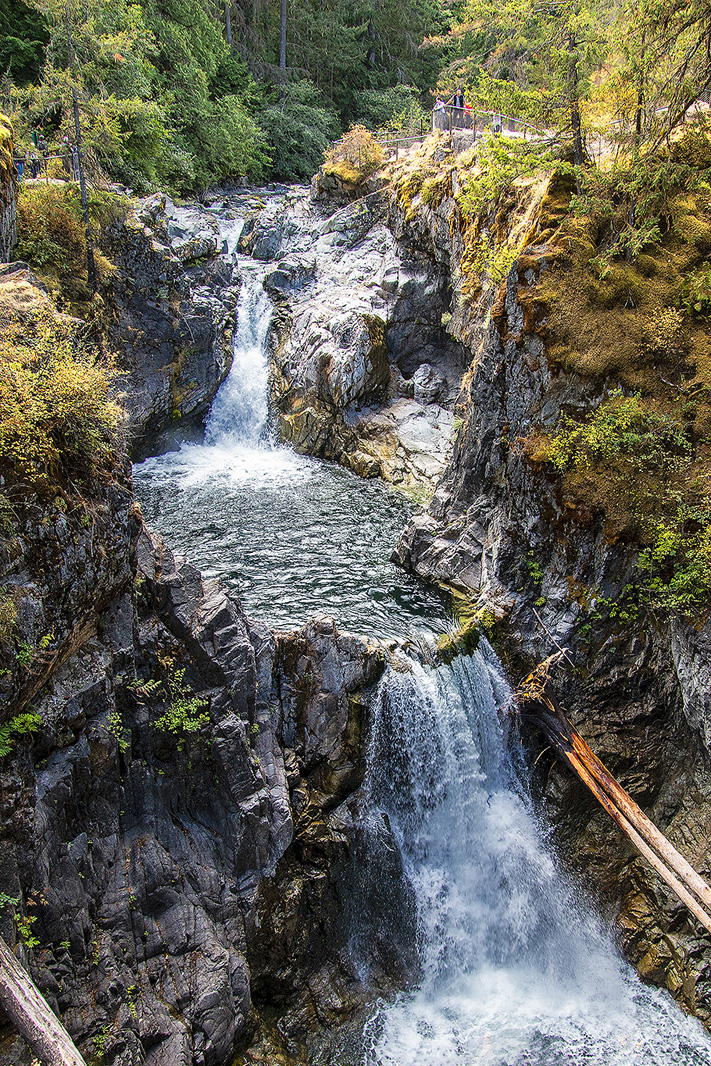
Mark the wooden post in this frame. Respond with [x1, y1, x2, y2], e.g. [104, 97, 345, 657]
[516, 653, 711, 936]
[0, 935, 86, 1066]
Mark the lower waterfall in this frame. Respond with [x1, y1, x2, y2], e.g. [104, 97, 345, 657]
[357, 648, 711, 1065]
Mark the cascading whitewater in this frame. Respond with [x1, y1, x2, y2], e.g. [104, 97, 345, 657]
[360, 646, 711, 1065]
[204, 272, 274, 449]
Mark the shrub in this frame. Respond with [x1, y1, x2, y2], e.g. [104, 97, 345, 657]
[0, 712, 41, 757]
[542, 391, 711, 614]
[354, 85, 428, 134]
[458, 135, 558, 219]
[153, 666, 209, 747]
[16, 183, 125, 295]
[130, 654, 209, 750]
[678, 263, 711, 319]
[642, 307, 687, 358]
[545, 390, 689, 475]
[0, 310, 124, 490]
[17, 184, 85, 274]
[323, 125, 385, 185]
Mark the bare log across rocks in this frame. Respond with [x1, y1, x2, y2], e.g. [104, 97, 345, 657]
[0, 934, 86, 1066]
[516, 652, 711, 937]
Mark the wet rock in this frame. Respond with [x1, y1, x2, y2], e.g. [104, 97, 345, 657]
[0, 496, 391, 1066]
[264, 255, 316, 294]
[105, 196, 240, 455]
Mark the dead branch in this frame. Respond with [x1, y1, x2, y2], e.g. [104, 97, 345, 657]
[0, 935, 86, 1065]
[516, 654, 711, 936]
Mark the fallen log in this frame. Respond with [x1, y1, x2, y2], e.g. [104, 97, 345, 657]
[516, 652, 711, 937]
[0, 934, 86, 1066]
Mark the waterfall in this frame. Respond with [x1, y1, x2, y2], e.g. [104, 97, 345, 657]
[205, 270, 274, 449]
[359, 646, 711, 1065]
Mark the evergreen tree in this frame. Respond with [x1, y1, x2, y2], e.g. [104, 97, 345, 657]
[0, 0, 48, 86]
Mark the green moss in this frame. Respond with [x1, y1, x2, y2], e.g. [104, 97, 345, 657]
[0, 589, 18, 649]
[435, 617, 481, 664]
[323, 126, 385, 186]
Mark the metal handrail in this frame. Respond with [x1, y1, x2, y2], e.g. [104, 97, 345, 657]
[432, 104, 545, 138]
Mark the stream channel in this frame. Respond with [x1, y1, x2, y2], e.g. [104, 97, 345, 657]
[133, 192, 711, 1065]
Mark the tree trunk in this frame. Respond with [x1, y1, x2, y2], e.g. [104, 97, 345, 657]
[65, 10, 97, 294]
[633, 31, 646, 159]
[279, 0, 286, 68]
[225, 0, 232, 44]
[516, 654, 711, 936]
[0, 935, 86, 1066]
[567, 30, 584, 193]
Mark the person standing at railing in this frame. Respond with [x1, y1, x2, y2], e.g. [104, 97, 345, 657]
[433, 97, 447, 131]
[12, 149, 25, 179]
[37, 133, 48, 176]
[448, 88, 465, 128]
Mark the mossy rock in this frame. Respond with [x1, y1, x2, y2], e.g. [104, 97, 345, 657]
[670, 130, 711, 170]
[435, 620, 480, 664]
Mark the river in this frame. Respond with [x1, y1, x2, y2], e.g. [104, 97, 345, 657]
[133, 192, 711, 1065]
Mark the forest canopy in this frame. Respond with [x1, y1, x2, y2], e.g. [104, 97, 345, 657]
[0, 0, 709, 190]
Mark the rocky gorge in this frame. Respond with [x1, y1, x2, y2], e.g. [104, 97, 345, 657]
[3, 124, 711, 1066]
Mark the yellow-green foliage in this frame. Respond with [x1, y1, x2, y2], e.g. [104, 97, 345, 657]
[0, 712, 41, 758]
[678, 263, 711, 318]
[132, 651, 210, 750]
[435, 619, 480, 664]
[538, 391, 711, 612]
[0, 308, 123, 492]
[16, 184, 124, 304]
[462, 233, 519, 287]
[457, 135, 556, 222]
[394, 169, 425, 218]
[0, 588, 18, 649]
[0, 115, 14, 204]
[389, 135, 454, 218]
[544, 391, 688, 477]
[323, 126, 385, 186]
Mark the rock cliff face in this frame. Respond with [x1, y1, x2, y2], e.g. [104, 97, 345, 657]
[0, 487, 391, 1064]
[387, 154, 711, 1021]
[0, 116, 17, 263]
[236, 187, 470, 489]
[105, 194, 242, 456]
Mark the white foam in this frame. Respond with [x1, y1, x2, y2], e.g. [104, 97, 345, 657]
[363, 650, 711, 1065]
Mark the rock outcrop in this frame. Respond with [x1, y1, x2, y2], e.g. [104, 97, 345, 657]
[388, 150, 711, 1021]
[0, 495, 392, 1065]
[0, 116, 17, 264]
[105, 194, 243, 456]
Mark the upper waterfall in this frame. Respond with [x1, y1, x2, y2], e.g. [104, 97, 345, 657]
[132, 196, 448, 637]
[205, 270, 274, 449]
